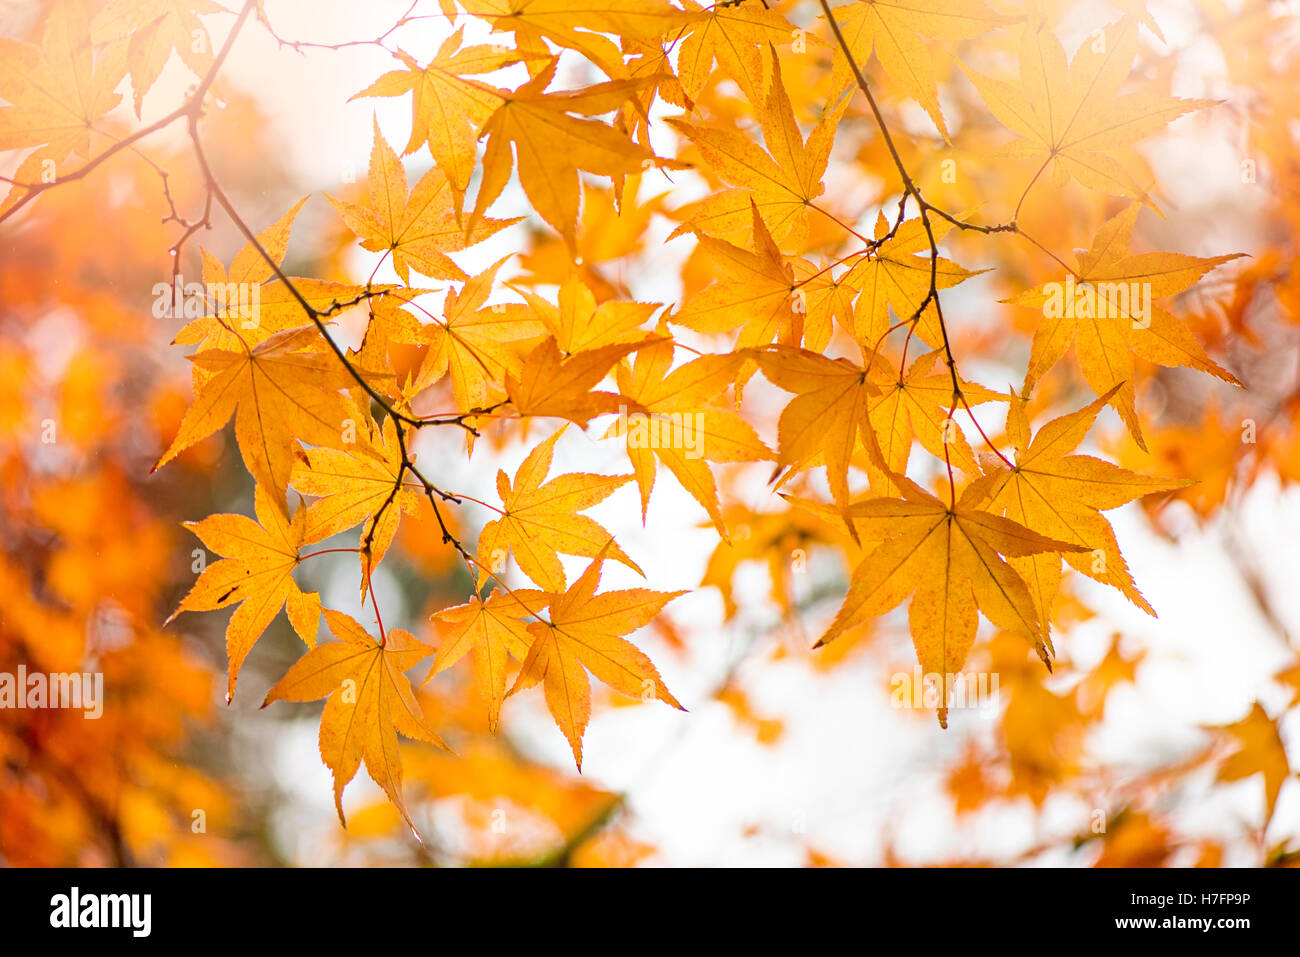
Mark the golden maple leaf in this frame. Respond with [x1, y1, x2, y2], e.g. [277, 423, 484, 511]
[156, 326, 368, 504]
[169, 484, 321, 700]
[427, 587, 546, 732]
[475, 426, 642, 592]
[963, 17, 1214, 203]
[509, 552, 685, 768]
[817, 477, 1085, 724]
[263, 609, 448, 831]
[329, 119, 520, 283]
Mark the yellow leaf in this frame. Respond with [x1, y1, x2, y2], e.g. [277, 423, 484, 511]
[963, 17, 1213, 202]
[1005, 203, 1241, 445]
[428, 588, 546, 731]
[351, 31, 530, 206]
[828, 0, 1012, 142]
[473, 60, 653, 245]
[328, 119, 520, 283]
[291, 414, 418, 572]
[675, 201, 798, 347]
[90, 0, 219, 116]
[414, 258, 546, 412]
[509, 553, 685, 768]
[263, 609, 447, 831]
[476, 427, 642, 592]
[155, 326, 366, 505]
[817, 479, 1085, 723]
[606, 341, 770, 534]
[755, 345, 880, 520]
[168, 485, 321, 700]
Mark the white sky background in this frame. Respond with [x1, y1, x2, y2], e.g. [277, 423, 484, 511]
[106, 0, 1300, 865]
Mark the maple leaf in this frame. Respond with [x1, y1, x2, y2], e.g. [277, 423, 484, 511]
[675, 0, 795, 106]
[90, 0, 219, 116]
[675, 201, 799, 348]
[516, 274, 659, 355]
[668, 49, 843, 249]
[826, 0, 1012, 141]
[789, 257, 858, 352]
[329, 119, 519, 283]
[412, 258, 546, 412]
[290, 414, 417, 573]
[458, 0, 691, 80]
[966, 387, 1191, 625]
[843, 214, 978, 348]
[155, 326, 366, 505]
[168, 485, 321, 700]
[509, 553, 685, 768]
[504, 334, 655, 426]
[427, 586, 546, 731]
[817, 478, 1085, 724]
[1005, 203, 1241, 444]
[755, 345, 880, 521]
[351, 30, 530, 207]
[963, 17, 1214, 201]
[472, 60, 654, 245]
[1210, 702, 1292, 824]
[0, 2, 126, 160]
[604, 340, 771, 535]
[867, 348, 1006, 482]
[475, 426, 642, 592]
[263, 609, 448, 831]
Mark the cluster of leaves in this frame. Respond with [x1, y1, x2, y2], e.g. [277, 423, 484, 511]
[4, 0, 1296, 863]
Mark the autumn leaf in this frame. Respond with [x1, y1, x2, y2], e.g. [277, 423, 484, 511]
[427, 586, 546, 731]
[516, 274, 659, 355]
[459, 0, 690, 80]
[90, 0, 219, 116]
[1005, 203, 1241, 444]
[844, 213, 979, 348]
[755, 344, 880, 521]
[472, 59, 654, 245]
[966, 387, 1191, 625]
[290, 414, 417, 574]
[351, 30, 532, 207]
[168, 484, 321, 700]
[963, 17, 1214, 202]
[827, 0, 1012, 142]
[155, 326, 366, 505]
[668, 48, 843, 249]
[329, 119, 520, 283]
[817, 477, 1085, 724]
[867, 349, 1005, 482]
[0, 2, 125, 160]
[413, 258, 546, 412]
[605, 340, 771, 535]
[675, 0, 794, 106]
[263, 609, 447, 831]
[675, 201, 798, 347]
[504, 334, 656, 425]
[509, 553, 685, 768]
[173, 198, 389, 353]
[475, 426, 642, 592]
